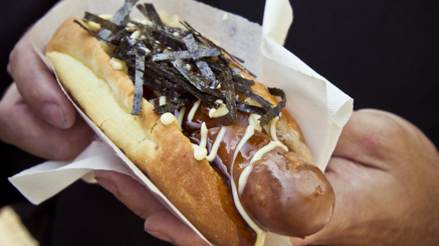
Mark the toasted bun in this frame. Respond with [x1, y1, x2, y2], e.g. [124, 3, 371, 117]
[46, 18, 313, 245]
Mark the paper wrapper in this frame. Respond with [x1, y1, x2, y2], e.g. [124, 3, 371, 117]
[9, 0, 353, 245]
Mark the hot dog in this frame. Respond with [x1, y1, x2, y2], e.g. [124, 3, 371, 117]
[45, 1, 335, 245]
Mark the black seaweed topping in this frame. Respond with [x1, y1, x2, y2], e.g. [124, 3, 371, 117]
[84, 12, 118, 30]
[262, 87, 287, 124]
[152, 48, 219, 62]
[77, 0, 286, 124]
[132, 51, 145, 114]
[113, 0, 139, 25]
[136, 3, 163, 26]
[96, 0, 139, 42]
[183, 34, 219, 89]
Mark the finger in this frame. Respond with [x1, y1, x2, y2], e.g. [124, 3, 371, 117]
[95, 171, 207, 245]
[8, 35, 76, 129]
[333, 109, 411, 170]
[144, 211, 207, 246]
[95, 170, 166, 219]
[0, 84, 93, 160]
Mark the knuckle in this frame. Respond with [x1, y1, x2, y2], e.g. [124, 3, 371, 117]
[7, 40, 27, 77]
[27, 88, 46, 104]
[353, 109, 409, 151]
[51, 129, 91, 160]
[7, 48, 19, 76]
[0, 104, 15, 144]
[0, 111, 9, 142]
[51, 139, 80, 160]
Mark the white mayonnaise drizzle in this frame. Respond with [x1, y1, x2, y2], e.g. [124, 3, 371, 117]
[208, 102, 229, 118]
[176, 107, 186, 130]
[187, 100, 201, 122]
[199, 122, 208, 150]
[206, 127, 226, 161]
[229, 124, 266, 246]
[238, 141, 285, 194]
[85, 21, 101, 32]
[230, 181, 266, 246]
[270, 116, 288, 151]
[232, 125, 255, 165]
[192, 144, 207, 161]
[98, 14, 113, 20]
[159, 96, 167, 106]
[192, 122, 208, 160]
[125, 22, 136, 32]
[238, 116, 289, 194]
[248, 114, 262, 132]
[251, 141, 284, 165]
[130, 30, 141, 39]
[160, 112, 176, 125]
[232, 115, 292, 245]
[110, 57, 125, 70]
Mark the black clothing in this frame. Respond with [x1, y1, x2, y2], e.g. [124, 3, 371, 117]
[1, 0, 437, 245]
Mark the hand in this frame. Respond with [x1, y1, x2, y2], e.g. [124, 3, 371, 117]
[1, 32, 93, 160]
[293, 109, 439, 246]
[95, 170, 207, 246]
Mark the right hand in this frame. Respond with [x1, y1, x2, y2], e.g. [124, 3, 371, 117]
[1, 32, 93, 160]
[293, 109, 439, 246]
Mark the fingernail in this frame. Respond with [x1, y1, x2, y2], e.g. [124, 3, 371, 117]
[145, 229, 174, 243]
[42, 103, 69, 129]
[144, 218, 174, 243]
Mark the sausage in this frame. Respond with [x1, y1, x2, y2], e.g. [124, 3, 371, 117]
[187, 108, 335, 237]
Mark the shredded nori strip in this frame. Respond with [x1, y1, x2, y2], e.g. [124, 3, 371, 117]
[183, 34, 219, 88]
[145, 61, 217, 105]
[113, 0, 139, 25]
[268, 87, 287, 108]
[171, 59, 222, 98]
[132, 51, 145, 114]
[182, 34, 198, 50]
[74, 19, 98, 36]
[215, 61, 238, 120]
[130, 42, 150, 114]
[137, 3, 163, 26]
[83, 12, 119, 30]
[196, 60, 218, 88]
[259, 87, 287, 124]
[236, 103, 266, 115]
[98, 0, 139, 42]
[77, 1, 286, 124]
[152, 48, 219, 62]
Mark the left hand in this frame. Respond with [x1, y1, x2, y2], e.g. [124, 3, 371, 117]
[2, 32, 93, 160]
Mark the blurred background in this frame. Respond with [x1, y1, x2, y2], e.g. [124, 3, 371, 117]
[0, 0, 437, 245]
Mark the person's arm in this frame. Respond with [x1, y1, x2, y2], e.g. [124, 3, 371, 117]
[97, 109, 439, 246]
